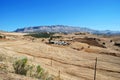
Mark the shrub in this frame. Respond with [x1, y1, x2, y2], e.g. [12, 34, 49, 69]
[0, 62, 8, 72]
[114, 42, 120, 47]
[0, 54, 6, 61]
[35, 65, 51, 80]
[13, 57, 62, 80]
[110, 40, 112, 42]
[35, 65, 44, 78]
[0, 35, 2, 39]
[102, 42, 105, 45]
[0, 35, 6, 39]
[13, 57, 30, 75]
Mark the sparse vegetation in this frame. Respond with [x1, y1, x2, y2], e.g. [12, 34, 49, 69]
[0, 35, 6, 39]
[0, 54, 6, 61]
[0, 62, 8, 72]
[51, 36, 62, 38]
[88, 46, 90, 48]
[75, 32, 86, 35]
[0, 54, 8, 72]
[0, 35, 2, 38]
[49, 36, 53, 43]
[1, 31, 120, 80]
[74, 37, 106, 48]
[13, 57, 61, 80]
[102, 42, 105, 45]
[35, 65, 44, 78]
[13, 57, 30, 75]
[25, 32, 55, 38]
[110, 40, 113, 42]
[114, 42, 120, 47]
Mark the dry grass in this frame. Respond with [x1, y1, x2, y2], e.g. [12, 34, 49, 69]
[0, 32, 120, 80]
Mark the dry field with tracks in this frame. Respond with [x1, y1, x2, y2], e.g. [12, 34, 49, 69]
[0, 32, 120, 80]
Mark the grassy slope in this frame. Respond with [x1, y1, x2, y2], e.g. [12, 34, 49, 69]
[0, 32, 120, 80]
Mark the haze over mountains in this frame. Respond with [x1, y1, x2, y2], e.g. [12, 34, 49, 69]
[14, 25, 120, 35]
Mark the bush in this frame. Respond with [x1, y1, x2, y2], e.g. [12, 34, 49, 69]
[0, 35, 2, 38]
[103, 42, 105, 45]
[0, 35, 6, 39]
[13, 57, 62, 80]
[13, 57, 30, 75]
[0, 54, 6, 61]
[35, 65, 53, 80]
[114, 42, 120, 47]
[35, 65, 44, 78]
[110, 40, 112, 42]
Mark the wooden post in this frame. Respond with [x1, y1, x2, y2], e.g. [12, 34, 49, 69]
[94, 57, 97, 80]
[58, 70, 60, 79]
[51, 57, 53, 66]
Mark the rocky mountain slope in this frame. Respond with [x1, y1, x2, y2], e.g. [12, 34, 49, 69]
[14, 25, 120, 35]
[14, 25, 94, 33]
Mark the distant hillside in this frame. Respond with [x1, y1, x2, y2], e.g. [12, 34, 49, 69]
[0, 30, 7, 33]
[14, 25, 120, 35]
[14, 25, 94, 33]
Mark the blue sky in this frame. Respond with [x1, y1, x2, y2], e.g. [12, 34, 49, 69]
[0, 0, 120, 31]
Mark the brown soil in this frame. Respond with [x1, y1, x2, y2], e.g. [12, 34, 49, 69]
[73, 37, 106, 48]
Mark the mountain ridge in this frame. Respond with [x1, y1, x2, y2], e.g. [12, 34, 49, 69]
[14, 25, 120, 35]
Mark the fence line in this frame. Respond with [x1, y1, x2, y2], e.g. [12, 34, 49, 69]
[94, 57, 97, 80]
[50, 57, 98, 80]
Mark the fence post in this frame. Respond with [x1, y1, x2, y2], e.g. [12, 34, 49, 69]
[94, 57, 97, 80]
[58, 70, 60, 80]
[51, 57, 53, 66]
